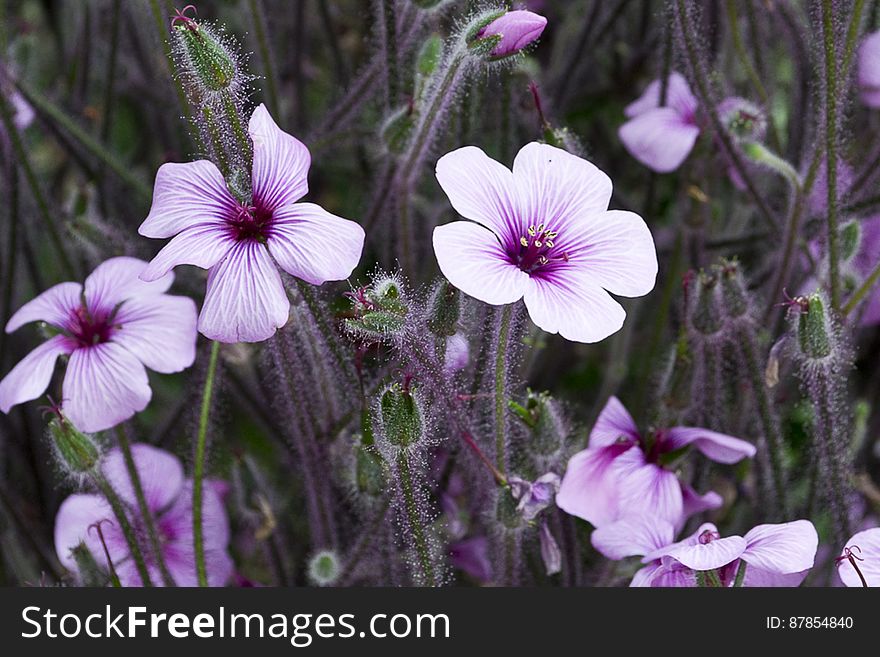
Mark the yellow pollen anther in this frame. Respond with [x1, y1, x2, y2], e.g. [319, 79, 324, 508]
[545, 240, 554, 248]
[520, 236, 529, 247]
[534, 240, 542, 247]
[528, 225, 537, 237]
[537, 223, 545, 233]
[546, 231, 558, 239]
[539, 256, 548, 265]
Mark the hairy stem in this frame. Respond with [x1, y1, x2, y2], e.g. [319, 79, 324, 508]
[396, 453, 437, 586]
[193, 340, 221, 587]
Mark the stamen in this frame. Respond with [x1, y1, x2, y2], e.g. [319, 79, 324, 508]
[836, 545, 869, 587]
[89, 519, 122, 586]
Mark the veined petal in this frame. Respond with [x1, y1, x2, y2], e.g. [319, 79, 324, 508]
[630, 562, 662, 587]
[662, 535, 746, 571]
[101, 444, 185, 514]
[561, 210, 658, 297]
[0, 335, 74, 413]
[140, 224, 236, 282]
[624, 72, 697, 119]
[6, 282, 81, 333]
[62, 342, 152, 433]
[665, 426, 756, 464]
[522, 273, 625, 343]
[619, 107, 700, 173]
[680, 484, 723, 526]
[113, 294, 197, 374]
[512, 142, 613, 229]
[740, 519, 818, 575]
[616, 460, 685, 527]
[433, 221, 529, 305]
[591, 515, 675, 560]
[649, 560, 699, 587]
[859, 32, 880, 109]
[435, 145, 520, 238]
[198, 241, 290, 343]
[268, 203, 365, 285]
[54, 493, 127, 575]
[85, 257, 173, 311]
[589, 396, 640, 448]
[139, 160, 237, 239]
[250, 104, 310, 210]
[741, 566, 809, 587]
[837, 528, 880, 587]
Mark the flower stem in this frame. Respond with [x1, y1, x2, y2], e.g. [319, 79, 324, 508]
[93, 474, 153, 587]
[396, 452, 437, 586]
[193, 340, 221, 587]
[494, 304, 513, 475]
[821, 0, 841, 313]
[733, 560, 748, 587]
[843, 260, 880, 317]
[248, 0, 280, 117]
[114, 427, 175, 586]
[380, 0, 399, 107]
[294, 280, 357, 388]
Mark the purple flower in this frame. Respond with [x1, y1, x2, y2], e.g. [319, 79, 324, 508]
[837, 528, 880, 587]
[443, 332, 470, 374]
[619, 72, 700, 173]
[539, 520, 562, 575]
[858, 31, 880, 107]
[508, 472, 560, 521]
[433, 142, 657, 343]
[138, 104, 365, 343]
[449, 536, 493, 583]
[477, 10, 547, 58]
[0, 257, 196, 433]
[55, 444, 233, 587]
[555, 396, 755, 528]
[592, 515, 818, 587]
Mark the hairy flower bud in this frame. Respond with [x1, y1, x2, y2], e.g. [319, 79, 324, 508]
[427, 279, 460, 337]
[690, 270, 723, 336]
[797, 293, 832, 360]
[173, 10, 236, 93]
[510, 390, 563, 455]
[378, 384, 425, 448]
[49, 416, 100, 474]
[718, 97, 766, 143]
[381, 105, 416, 155]
[307, 550, 341, 586]
[468, 10, 547, 60]
[345, 275, 409, 340]
[716, 258, 750, 320]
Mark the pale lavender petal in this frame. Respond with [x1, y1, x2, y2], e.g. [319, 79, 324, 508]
[6, 282, 81, 332]
[62, 342, 151, 433]
[624, 72, 697, 119]
[556, 443, 643, 527]
[268, 203, 365, 285]
[837, 528, 880, 587]
[859, 31, 880, 108]
[619, 107, 700, 173]
[589, 396, 640, 449]
[539, 521, 562, 575]
[742, 566, 810, 587]
[101, 444, 185, 514]
[199, 241, 290, 343]
[591, 515, 675, 560]
[741, 519, 818, 574]
[139, 160, 237, 239]
[512, 142, 613, 230]
[140, 224, 236, 282]
[435, 145, 519, 238]
[443, 333, 470, 374]
[662, 535, 746, 571]
[113, 294, 197, 374]
[11, 90, 35, 130]
[630, 562, 662, 587]
[85, 257, 173, 311]
[0, 335, 74, 413]
[560, 210, 658, 297]
[249, 104, 310, 210]
[665, 426, 756, 464]
[680, 484, 723, 525]
[649, 560, 699, 587]
[616, 460, 685, 527]
[433, 221, 529, 305]
[54, 493, 127, 574]
[522, 273, 626, 343]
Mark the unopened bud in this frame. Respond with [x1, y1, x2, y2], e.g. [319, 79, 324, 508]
[797, 293, 832, 359]
[690, 271, 723, 336]
[71, 541, 106, 586]
[49, 416, 100, 474]
[307, 550, 341, 586]
[718, 97, 766, 143]
[716, 259, 750, 319]
[510, 390, 562, 455]
[378, 384, 425, 448]
[381, 105, 415, 155]
[344, 275, 409, 340]
[467, 10, 547, 60]
[174, 14, 237, 93]
[427, 279, 460, 337]
[417, 34, 443, 79]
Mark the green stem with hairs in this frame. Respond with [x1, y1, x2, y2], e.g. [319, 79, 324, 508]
[821, 0, 842, 312]
[94, 474, 153, 587]
[397, 453, 437, 586]
[733, 560, 748, 587]
[193, 341, 221, 587]
[294, 280, 356, 387]
[494, 304, 513, 474]
[248, 0, 280, 116]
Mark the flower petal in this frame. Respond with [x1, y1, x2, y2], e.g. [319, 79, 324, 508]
[522, 272, 626, 343]
[62, 342, 152, 433]
[435, 145, 520, 239]
[742, 566, 809, 587]
[85, 257, 173, 311]
[139, 160, 237, 239]
[268, 203, 365, 285]
[0, 335, 74, 413]
[619, 107, 700, 173]
[665, 426, 756, 464]
[113, 294, 198, 374]
[6, 282, 81, 333]
[630, 562, 662, 587]
[591, 515, 676, 560]
[250, 103, 310, 210]
[561, 210, 658, 297]
[54, 493, 127, 575]
[199, 240, 290, 343]
[649, 560, 699, 587]
[859, 32, 880, 108]
[624, 72, 697, 119]
[663, 535, 746, 571]
[680, 484, 723, 525]
[512, 142, 613, 229]
[433, 221, 529, 305]
[837, 528, 880, 587]
[616, 460, 685, 527]
[741, 520, 818, 574]
[101, 444, 185, 514]
[589, 396, 640, 448]
[140, 224, 236, 282]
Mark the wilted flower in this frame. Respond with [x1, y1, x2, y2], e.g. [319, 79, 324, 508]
[618, 72, 700, 173]
[508, 472, 560, 521]
[55, 444, 233, 586]
[837, 527, 880, 587]
[0, 257, 197, 432]
[139, 104, 365, 343]
[433, 142, 657, 343]
[474, 10, 547, 59]
[858, 31, 880, 107]
[556, 396, 755, 528]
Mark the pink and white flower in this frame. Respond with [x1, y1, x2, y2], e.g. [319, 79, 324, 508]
[138, 104, 365, 343]
[0, 257, 196, 433]
[433, 142, 657, 343]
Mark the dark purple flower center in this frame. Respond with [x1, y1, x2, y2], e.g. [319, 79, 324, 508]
[698, 529, 721, 544]
[512, 223, 569, 274]
[227, 202, 274, 242]
[69, 305, 117, 348]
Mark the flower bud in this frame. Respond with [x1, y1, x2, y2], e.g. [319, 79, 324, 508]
[716, 258, 750, 320]
[468, 10, 547, 60]
[416, 34, 443, 80]
[797, 293, 832, 359]
[690, 270, 723, 336]
[381, 105, 416, 155]
[427, 279, 460, 337]
[344, 275, 409, 340]
[307, 550, 341, 586]
[49, 416, 100, 474]
[174, 16, 237, 93]
[718, 97, 766, 143]
[71, 541, 107, 586]
[510, 390, 563, 455]
[378, 384, 425, 448]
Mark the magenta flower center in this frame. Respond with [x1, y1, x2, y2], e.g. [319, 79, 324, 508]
[698, 529, 721, 544]
[513, 223, 569, 273]
[227, 202, 274, 242]
[69, 305, 117, 347]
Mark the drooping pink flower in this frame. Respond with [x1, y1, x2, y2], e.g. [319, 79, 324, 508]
[508, 472, 560, 521]
[433, 142, 657, 343]
[592, 515, 818, 587]
[55, 443, 233, 587]
[138, 104, 365, 343]
[0, 257, 196, 433]
[619, 72, 700, 173]
[836, 527, 880, 587]
[858, 31, 880, 108]
[476, 10, 547, 59]
[555, 396, 755, 528]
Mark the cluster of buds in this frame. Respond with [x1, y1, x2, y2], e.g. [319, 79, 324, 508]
[344, 274, 409, 342]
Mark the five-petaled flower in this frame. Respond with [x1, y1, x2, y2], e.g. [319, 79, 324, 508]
[0, 257, 197, 433]
[592, 515, 818, 587]
[555, 396, 756, 529]
[837, 527, 880, 587]
[55, 443, 233, 587]
[433, 142, 657, 343]
[138, 104, 365, 343]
